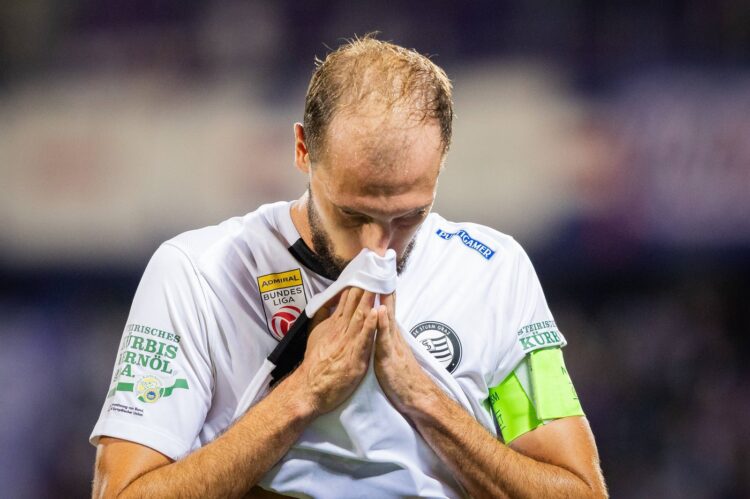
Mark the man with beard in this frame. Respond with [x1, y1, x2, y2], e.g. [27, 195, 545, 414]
[91, 36, 607, 498]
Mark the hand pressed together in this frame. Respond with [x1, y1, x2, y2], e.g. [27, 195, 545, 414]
[296, 288, 379, 415]
[297, 287, 436, 418]
[373, 292, 435, 415]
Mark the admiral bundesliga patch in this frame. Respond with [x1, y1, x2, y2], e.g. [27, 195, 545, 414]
[257, 269, 308, 340]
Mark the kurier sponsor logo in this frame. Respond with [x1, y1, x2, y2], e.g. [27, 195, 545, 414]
[410, 321, 462, 373]
[435, 229, 496, 260]
[257, 269, 307, 340]
[516, 320, 566, 353]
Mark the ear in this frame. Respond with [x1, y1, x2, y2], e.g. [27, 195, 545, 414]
[294, 123, 311, 173]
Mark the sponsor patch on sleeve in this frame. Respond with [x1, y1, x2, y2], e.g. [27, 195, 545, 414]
[516, 320, 566, 354]
[257, 269, 307, 340]
[105, 323, 190, 413]
[435, 228, 496, 260]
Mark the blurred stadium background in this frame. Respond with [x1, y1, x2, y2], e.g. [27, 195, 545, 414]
[1, 1, 749, 497]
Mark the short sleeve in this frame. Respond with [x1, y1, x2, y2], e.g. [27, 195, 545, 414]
[90, 242, 214, 460]
[490, 239, 566, 386]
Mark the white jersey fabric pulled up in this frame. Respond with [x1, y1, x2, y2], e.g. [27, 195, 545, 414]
[90, 201, 565, 498]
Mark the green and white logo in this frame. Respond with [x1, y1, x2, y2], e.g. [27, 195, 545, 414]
[517, 320, 566, 354]
[106, 323, 190, 404]
[136, 376, 163, 403]
[108, 377, 189, 403]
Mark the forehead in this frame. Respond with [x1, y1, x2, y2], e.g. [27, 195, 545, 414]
[318, 112, 443, 199]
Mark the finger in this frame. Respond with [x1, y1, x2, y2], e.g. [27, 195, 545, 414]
[354, 307, 379, 355]
[374, 305, 390, 353]
[341, 287, 364, 319]
[334, 288, 351, 317]
[357, 290, 376, 313]
[346, 290, 375, 334]
[377, 304, 390, 334]
[381, 293, 397, 322]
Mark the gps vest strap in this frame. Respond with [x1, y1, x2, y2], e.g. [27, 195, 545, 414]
[268, 314, 312, 384]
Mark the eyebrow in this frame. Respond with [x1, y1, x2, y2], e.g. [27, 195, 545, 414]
[336, 203, 432, 218]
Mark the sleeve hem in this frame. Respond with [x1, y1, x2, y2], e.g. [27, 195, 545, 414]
[90, 418, 192, 460]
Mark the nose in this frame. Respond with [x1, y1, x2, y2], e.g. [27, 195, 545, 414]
[361, 222, 393, 256]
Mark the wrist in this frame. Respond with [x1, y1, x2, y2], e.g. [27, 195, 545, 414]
[400, 378, 449, 423]
[275, 367, 321, 422]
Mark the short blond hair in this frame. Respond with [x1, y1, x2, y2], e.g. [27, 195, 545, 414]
[303, 35, 453, 162]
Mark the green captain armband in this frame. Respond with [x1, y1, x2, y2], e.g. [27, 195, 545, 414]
[489, 348, 584, 443]
[488, 368, 543, 443]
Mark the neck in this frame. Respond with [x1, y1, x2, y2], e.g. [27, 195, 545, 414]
[290, 191, 314, 250]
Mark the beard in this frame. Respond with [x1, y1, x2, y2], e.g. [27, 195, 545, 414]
[307, 187, 417, 277]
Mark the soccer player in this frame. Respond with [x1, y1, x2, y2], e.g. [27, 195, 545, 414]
[91, 36, 607, 498]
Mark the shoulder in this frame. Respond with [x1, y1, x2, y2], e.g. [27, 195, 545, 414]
[160, 201, 291, 269]
[420, 212, 529, 267]
[136, 202, 293, 295]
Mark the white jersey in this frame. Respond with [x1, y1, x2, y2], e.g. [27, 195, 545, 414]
[90, 201, 564, 498]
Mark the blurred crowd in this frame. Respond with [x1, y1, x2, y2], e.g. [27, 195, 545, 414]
[546, 258, 750, 498]
[1, 1, 749, 498]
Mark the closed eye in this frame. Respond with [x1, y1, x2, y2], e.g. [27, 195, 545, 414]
[338, 207, 429, 226]
[396, 209, 428, 225]
[340, 209, 372, 224]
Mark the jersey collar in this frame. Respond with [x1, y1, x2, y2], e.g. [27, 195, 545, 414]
[273, 201, 340, 281]
[287, 238, 340, 281]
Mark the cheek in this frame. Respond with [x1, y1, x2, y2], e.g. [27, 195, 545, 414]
[391, 224, 421, 251]
[318, 209, 364, 254]
[329, 226, 363, 250]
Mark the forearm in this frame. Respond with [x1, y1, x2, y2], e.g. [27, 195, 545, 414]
[406, 386, 604, 499]
[119, 370, 316, 499]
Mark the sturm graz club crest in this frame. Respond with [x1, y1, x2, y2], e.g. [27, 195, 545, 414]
[409, 321, 462, 373]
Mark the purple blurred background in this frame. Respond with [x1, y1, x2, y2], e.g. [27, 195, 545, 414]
[1, 1, 749, 497]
